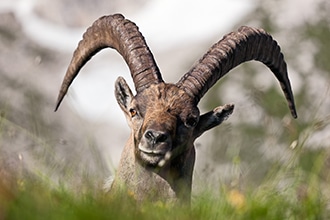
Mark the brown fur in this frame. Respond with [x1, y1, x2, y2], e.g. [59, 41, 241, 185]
[110, 77, 232, 203]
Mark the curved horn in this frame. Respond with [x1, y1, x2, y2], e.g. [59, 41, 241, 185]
[55, 14, 163, 111]
[177, 26, 297, 118]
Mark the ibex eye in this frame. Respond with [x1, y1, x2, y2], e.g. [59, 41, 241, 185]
[186, 117, 197, 127]
[129, 108, 137, 117]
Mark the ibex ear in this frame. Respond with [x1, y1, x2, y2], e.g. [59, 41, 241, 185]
[193, 104, 234, 139]
[115, 77, 134, 114]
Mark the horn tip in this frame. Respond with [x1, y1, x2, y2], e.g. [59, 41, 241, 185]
[292, 111, 298, 119]
[54, 93, 65, 112]
[54, 101, 61, 112]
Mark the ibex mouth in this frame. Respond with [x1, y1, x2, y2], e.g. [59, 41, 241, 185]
[138, 144, 172, 167]
[138, 146, 167, 155]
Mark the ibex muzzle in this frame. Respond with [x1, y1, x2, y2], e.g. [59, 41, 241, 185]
[55, 14, 297, 203]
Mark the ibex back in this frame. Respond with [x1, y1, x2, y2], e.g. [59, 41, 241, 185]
[55, 14, 297, 204]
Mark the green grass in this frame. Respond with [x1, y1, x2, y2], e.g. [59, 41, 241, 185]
[1, 181, 327, 219]
[1, 150, 329, 220]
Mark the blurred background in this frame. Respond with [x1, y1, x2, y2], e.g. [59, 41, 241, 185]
[0, 0, 329, 197]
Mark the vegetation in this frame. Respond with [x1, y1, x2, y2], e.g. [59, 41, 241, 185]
[0, 142, 329, 219]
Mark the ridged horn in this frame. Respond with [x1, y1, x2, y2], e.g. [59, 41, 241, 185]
[177, 26, 297, 118]
[55, 14, 163, 111]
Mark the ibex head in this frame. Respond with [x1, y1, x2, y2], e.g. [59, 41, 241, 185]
[115, 80, 202, 167]
[55, 14, 297, 202]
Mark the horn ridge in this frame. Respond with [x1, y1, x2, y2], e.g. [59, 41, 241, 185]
[177, 26, 297, 118]
[55, 14, 162, 111]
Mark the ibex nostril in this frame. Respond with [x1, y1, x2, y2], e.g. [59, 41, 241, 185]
[145, 130, 169, 145]
[156, 133, 168, 143]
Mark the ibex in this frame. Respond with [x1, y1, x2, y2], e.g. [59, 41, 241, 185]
[55, 14, 297, 203]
